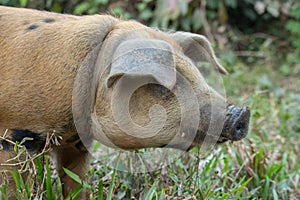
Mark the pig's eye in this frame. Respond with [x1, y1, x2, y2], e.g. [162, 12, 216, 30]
[147, 84, 174, 100]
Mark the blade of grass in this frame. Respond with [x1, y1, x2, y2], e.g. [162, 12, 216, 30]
[45, 159, 54, 200]
[106, 152, 121, 200]
[0, 185, 8, 200]
[145, 180, 159, 200]
[97, 180, 104, 200]
[65, 185, 83, 200]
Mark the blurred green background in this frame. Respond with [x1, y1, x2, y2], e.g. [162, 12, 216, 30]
[0, 0, 299, 199]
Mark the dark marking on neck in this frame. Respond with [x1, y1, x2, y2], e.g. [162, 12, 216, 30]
[43, 18, 55, 23]
[26, 24, 39, 31]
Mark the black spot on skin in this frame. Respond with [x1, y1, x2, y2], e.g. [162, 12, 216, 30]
[0, 138, 12, 151]
[0, 130, 45, 152]
[26, 24, 39, 31]
[43, 18, 55, 23]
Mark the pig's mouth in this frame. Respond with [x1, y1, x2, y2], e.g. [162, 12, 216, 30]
[218, 105, 251, 143]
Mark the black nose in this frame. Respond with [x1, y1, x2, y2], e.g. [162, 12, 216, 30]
[223, 105, 251, 141]
[231, 106, 250, 140]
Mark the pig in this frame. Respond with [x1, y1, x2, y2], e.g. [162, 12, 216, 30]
[0, 6, 250, 199]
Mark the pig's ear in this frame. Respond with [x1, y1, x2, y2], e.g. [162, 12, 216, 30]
[170, 32, 228, 75]
[106, 39, 176, 89]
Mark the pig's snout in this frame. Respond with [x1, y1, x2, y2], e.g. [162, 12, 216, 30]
[222, 105, 251, 141]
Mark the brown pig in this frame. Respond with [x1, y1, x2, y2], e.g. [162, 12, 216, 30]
[0, 6, 250, 199]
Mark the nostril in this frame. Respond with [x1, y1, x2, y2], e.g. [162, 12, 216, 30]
[235, 122, 245, 135]
[223, 105, 251, 141]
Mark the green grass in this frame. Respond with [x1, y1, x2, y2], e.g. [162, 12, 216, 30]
[1, 53, 299, 200]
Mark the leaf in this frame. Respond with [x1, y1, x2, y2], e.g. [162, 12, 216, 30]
[290, 5, 300, 19]
[74, 2, 91, 15]
[111, 7, 124, 17]
[95, 0, 109, 5]
[34, 157, 44, 184]
[224, 0, 237, 9]
[192, 8, 202, 31]
[97, 180, 104, 200]
[0, 185, 8, 200]
[137, 2, 147, 11]
[45, 160, 54, 200]
[106, 153, 121, 200]
[116, 191, 126, 199]
[279, 64, 291, 76]
[140, 9, 153, 20]
[65, 185, 83, 200]
[144, 180, 159, 200]
[292, 39, 300, 49]
[51, 3, 62, 13]
[63, 168, 82, 185]
[262, 177, 270, 198]
[159, 189, 165, 200]
[267, 5, 280, 17]
[19, 0, 27, 7]
[11, 167, 21, 190]
[286, 20, 300, 34]
[207, 0, 219, 9]
[178, 0, 188, 15]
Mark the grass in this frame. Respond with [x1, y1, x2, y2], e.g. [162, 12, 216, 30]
[0, 52, 299, 200]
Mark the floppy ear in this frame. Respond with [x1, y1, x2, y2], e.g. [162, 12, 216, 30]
[170, 32, 228, 75]
[106, 39, 176, 90]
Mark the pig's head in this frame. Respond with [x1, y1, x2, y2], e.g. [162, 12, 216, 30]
[73, 22, 250, 151]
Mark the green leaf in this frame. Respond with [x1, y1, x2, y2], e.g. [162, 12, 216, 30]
[224, 0, 237, 9]
[267, 4, 280, 17]
[74, 2, 91, 15]
[0, 0, 10, 5]
[279, 64, 291, 76]
[292, 39, 300, 48]
[137, 2, 147, 11]
[192, 8, 202, 31]
[34, 157, 44, 183]
[0, 185, 8, 200]
[107, 153, 121, 200]
[178, 0, 188, 15]
[19, 0, 27, 7]
[63, 168, 82, 185]
[116, 191, 126, 199]
[11, 167, 21, 190]
[112, 7, 124, 16]
[286, 20, 300, 34]
[51, 3, 62, 13]
[140, 9, 153, 20]
[45, 160, 54, 200]
[65, 185, 83, 200]
[262, 176, 270, 198]
[95, 0, 108, 5]
[159, 189, 165, 200]
[290, 5, 300, 19]
[97, 180, 104, 200]
[144, 180, 159, 200]
[272, 184, 279, 200]
[207, 0, 219, 9]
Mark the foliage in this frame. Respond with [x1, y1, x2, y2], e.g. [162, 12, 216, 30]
[286, 3, 300, 50]
[0, 0, 299, 199]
